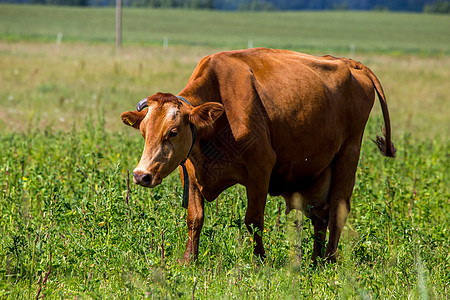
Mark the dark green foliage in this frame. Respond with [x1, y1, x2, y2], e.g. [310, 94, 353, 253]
[128, 0, 214, 8]
[1, 0, 443, 11]
[238, 0, 275, 11]
[424, 1, 450, 13]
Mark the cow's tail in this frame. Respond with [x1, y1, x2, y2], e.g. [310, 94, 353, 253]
[365, 67, 396, 158]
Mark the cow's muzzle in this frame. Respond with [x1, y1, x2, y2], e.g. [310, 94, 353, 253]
[133, 171, 162, 188]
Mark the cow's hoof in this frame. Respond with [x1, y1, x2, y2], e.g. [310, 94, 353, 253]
[325, 254, 337, 264]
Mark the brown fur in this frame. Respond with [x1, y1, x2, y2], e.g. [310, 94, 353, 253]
[121, 48, 396, 263]
[121, 109, 147, 129]
[190, 103, 224, 132]
[148, 92, 182, 107]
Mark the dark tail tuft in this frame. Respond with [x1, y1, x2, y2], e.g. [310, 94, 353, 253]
[372, 135, 396, 158]
[364, 66, 396, 159]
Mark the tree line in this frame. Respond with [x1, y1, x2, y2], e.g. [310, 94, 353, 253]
[5, 0, 450, 13]
[216, 0, 449, 12]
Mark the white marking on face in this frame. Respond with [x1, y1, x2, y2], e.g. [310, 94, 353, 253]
[166, 107, 180, 121]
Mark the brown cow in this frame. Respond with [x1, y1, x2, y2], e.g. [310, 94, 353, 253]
[121, 48, 395, 263]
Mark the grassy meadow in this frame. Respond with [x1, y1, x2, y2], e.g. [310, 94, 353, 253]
[1, 4, 450, 54]
[1, 4, 449, 299]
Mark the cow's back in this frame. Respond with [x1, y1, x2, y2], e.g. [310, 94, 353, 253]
[210, 49, 376, 180]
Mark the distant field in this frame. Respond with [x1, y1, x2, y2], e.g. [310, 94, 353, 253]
[1, 4, 449, 54]
[1, 41, 449, 140]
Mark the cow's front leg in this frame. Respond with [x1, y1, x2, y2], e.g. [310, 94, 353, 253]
[180, 165, 204, 263]
[244, 166, 273, 259]
[244, 185, 268, 259]
[184, 183, 204, 262]
[243, 143, 275, 259]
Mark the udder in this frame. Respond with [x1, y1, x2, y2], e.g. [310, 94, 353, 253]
[282, 166, 331, 220]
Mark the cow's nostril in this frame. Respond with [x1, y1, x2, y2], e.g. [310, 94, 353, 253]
[133, 172, 152, 186]
[141, 174, 152, 184]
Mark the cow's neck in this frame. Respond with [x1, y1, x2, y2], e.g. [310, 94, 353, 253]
[187, 120, 243, 202]
[177, 89, 240, 201]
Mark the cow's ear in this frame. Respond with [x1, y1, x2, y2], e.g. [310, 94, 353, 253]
[121, 109, 147, 129]
[189, 102, 224, 129]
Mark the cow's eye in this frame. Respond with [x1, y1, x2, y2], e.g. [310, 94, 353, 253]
[168, 128, 178, 139]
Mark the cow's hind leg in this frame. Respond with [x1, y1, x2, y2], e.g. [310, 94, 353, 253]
[325, 140, 361, 262]
[311, 217, 328, 262]
[290, 167, 331, 262]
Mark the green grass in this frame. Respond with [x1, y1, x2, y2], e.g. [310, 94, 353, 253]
[1, 4, 450, 54]
[0, 113, 448, 298]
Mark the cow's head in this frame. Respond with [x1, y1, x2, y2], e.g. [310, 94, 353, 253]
[121, 92, 223, 188]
